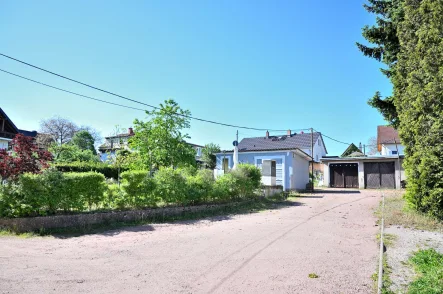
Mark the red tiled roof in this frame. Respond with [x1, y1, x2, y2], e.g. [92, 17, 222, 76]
[377, 126, 400, 151]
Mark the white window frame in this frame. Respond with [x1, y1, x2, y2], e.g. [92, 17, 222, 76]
[254, 155, 286, 190]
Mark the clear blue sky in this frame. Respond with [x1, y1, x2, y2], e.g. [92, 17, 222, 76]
[0, 0, 391, 155]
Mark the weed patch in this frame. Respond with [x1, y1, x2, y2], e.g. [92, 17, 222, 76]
[407, 248, 443, 294]
[376, 192, 443, 232]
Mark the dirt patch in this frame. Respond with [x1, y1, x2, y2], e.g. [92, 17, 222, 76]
[0, 189, 380, 294]
[385, 226, 443, 293]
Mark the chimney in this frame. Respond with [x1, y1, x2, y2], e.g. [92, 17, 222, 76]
[265, 130, 269, 138]
[128, 127, 134, 135]
[287, 129, 291, 136]
[359, 142, 363, 151]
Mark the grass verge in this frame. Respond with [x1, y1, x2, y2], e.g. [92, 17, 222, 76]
[376, 192, 443, 232]
[2, 196, 299, 238]
[372, 252, 394, 294]
[407, 248, 443, 294]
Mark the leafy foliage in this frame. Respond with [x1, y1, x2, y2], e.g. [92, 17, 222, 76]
[0, 134, 52, 181]
[53, 162, 127, 179]
[71, 130, 96, 154]
[153, 167, 189, 204]
[0, 170, 105, 217]
[121, 171, 157, 208]
[201, 143, 221, 169]
[130, 99, 196, 169]
[50, 144, 99, 163]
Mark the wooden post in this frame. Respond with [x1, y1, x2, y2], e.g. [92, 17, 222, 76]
[1, 118, 4, 132]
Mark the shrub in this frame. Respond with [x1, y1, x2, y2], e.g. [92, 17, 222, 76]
[64, 172, 106, 210]
[154, 167, 188, 204]
[121, 171, 157, 208]
[53, 162, 127, 179]
[0, 170, 106, 217]
[186, 169, 214, 204]
[212, 173, 238, 201]
[230, 164, 262, 197]
[104, 183, 122, 209]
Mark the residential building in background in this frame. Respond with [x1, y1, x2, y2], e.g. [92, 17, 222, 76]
[215, 130, 327, 191]
[98, 127, 204, 162]
[0, 107, 39, 150]
[377, 125, 404, 155]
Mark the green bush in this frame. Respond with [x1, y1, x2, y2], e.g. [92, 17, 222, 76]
[0, 170, 106, 217]
[64, 172, 106, 210]
[212, 173, 238, 201]
[186, 169, 214, 204]
[230, 164, 262, 197]
[121, 170, 157, 208]
[53, 162, 127, 179]
[104, 183, 123, 209]
[154, 167, 188, 204]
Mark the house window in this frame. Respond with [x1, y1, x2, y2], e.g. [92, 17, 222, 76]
[222, 158, 229, 173]
[392, 151, 398, 155]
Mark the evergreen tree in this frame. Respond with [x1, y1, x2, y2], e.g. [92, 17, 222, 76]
[393, 0, 443, 218]
[357, 0, 404, 127]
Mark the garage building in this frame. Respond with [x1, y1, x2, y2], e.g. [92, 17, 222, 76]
[321, 156, 405, 189]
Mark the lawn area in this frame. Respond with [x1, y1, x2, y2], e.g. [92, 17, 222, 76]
[408, 248, 443, 294]
[377, 191, 443, 233]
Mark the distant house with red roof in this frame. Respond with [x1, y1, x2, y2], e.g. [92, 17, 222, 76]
[377, 126, 404, 156]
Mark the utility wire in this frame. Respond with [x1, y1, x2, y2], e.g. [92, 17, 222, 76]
[314, 129, 350, 145]
[0, 69, 147, 112]
[0, 53, 310, 132]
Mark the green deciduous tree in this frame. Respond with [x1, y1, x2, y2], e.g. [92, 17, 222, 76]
[201, 143, 221, 169]
[130, 99, 196, 169]
[71, 130, 96, 154]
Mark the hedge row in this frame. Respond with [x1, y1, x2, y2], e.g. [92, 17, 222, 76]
[0, 171, 105, 217]
[0, 164, 262, 218]
[53, 162, 128, 179]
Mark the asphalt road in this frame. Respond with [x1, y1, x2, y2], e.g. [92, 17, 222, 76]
[1, 189, 380, 294]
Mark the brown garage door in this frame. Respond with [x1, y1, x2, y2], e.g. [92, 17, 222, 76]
[330, 163, 358, 188]
[364, 162, 395, 189]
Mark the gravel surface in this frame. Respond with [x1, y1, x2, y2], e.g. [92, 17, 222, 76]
[385, 226, 443, 293]
[1, 190, 381, 294]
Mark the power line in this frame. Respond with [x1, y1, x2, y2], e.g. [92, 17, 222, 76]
[0, 61, 308, 132]
[0, 69, 147, 112]
[315, 129, 350, 145]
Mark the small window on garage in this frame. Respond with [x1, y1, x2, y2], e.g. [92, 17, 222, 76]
[392, 151, 398, 155]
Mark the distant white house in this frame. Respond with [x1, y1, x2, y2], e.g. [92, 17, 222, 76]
[98, 127, 203, 162]
[215, 130, 327, 191]
[377, 126, 404, 155]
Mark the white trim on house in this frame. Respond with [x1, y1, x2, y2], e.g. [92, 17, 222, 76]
[253, 155, 286, 190]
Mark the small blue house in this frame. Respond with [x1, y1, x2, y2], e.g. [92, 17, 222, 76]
[215, 130, 327, 191]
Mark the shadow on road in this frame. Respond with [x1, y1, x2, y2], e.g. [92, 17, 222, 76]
[50, 199, 304, 239]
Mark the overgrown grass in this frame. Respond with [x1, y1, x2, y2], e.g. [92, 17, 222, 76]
[376, 192, 443, 232]
[376, 233, 397, 247]
[372, 253, 395, 294]
[33, 196, 299, 237]
[407, 248, 443, 294]
[0, 230, 40, 238]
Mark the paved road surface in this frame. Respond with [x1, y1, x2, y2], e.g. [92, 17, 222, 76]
[1, 190, 380, 294]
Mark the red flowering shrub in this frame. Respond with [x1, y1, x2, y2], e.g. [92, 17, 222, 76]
[0, 134, 52, 181]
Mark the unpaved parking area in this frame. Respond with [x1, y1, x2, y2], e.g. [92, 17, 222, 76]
[1, 190, 381, 294]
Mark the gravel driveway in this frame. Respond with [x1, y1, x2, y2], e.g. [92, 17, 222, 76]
[1, 190, 381, 294]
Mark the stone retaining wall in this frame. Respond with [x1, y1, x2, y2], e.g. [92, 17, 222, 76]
[0, 202, 249, 233]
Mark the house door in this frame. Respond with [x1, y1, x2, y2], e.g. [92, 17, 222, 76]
[329, 163, 358, 188]
[222, 158, 229, 173]
[364, 162, 395, 189]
